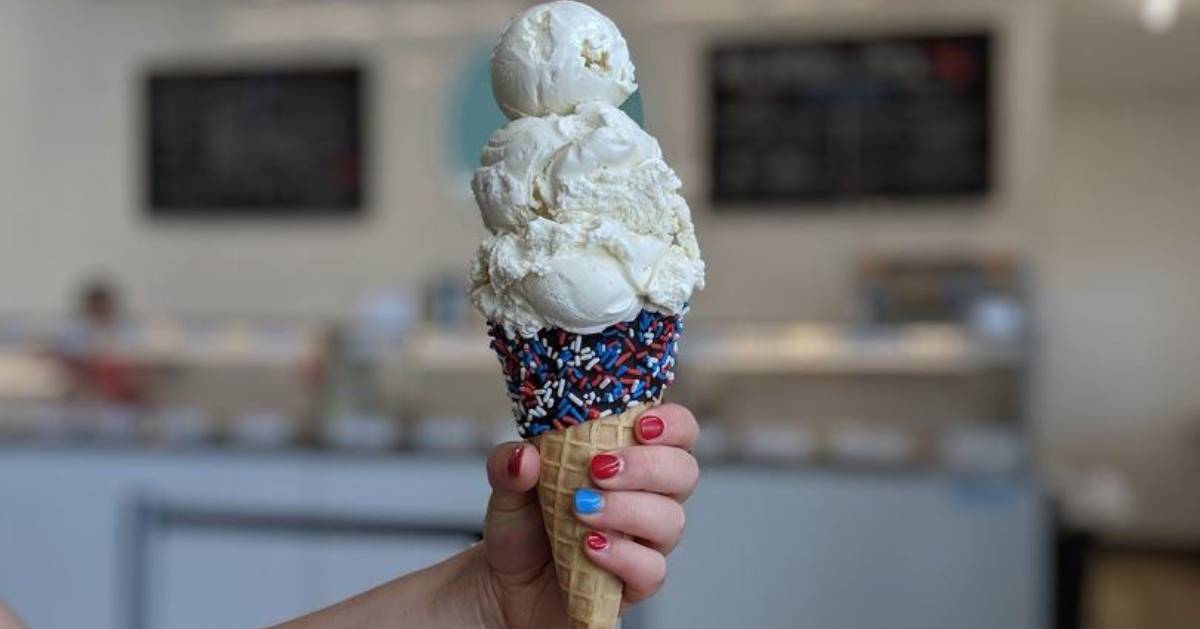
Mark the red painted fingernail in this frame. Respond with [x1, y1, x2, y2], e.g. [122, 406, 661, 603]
[590, 453, 622, 480]
[585, 531, 609, 552]
[507, 446, 524, 477]
[638, 415, 665, 441]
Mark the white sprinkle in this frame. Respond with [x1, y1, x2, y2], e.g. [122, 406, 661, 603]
[599, 377, 611, 390]
[572, 336, 581, 352]
[599, 409, 613, 418]
[628, 399, 641, 407]
[557, 380, 566, 396]
[556, 358, 563, 369]
[585, 358, 599, 370]
[568, 393, 584, 406]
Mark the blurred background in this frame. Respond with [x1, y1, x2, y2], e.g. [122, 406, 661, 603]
[0, 0, 1197, 627]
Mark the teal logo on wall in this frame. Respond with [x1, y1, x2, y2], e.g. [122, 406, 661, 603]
[448, 42, 645, 175]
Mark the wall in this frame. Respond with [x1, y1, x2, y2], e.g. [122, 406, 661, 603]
[1040, 97, 1200, 543]
[625, 0, 1054, 321]
[0, 1, 492, 317]
[0, 0, 1053, 321]
[0, 1, 36, 310]
[1036, 1, 1200, 544]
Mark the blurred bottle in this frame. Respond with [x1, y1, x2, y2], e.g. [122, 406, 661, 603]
[424, 271, 469, 330]
[308, 325, 371, 430]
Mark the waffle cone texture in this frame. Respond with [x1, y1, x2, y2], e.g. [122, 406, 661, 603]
[532, 406, 643, 629]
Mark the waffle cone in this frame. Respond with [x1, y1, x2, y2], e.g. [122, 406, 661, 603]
[532, 405, 645, 629]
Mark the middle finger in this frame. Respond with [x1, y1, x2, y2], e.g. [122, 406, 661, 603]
[589, 446, 699, 500]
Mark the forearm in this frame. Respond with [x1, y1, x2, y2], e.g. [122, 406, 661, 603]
[270, 544, 502, 629]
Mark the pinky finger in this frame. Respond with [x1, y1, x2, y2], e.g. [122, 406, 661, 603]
[583, 531, 667, 604]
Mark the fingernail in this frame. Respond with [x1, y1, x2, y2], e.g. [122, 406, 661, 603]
[590, 453, 622, 480]
[506, 446, 524, 477]
[585, 531, 609, 552]
[574, 488, 604, 515]
[638, 415, 665, 441]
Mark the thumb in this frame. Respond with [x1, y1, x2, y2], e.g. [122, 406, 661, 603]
[483, 442, 550, 580]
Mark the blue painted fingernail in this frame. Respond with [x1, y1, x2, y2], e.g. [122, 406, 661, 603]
[574, 488, 604, 515]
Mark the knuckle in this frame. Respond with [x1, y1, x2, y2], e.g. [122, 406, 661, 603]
[643, 450, 666, 483]
[652, 555, 669, 589]
[669, 403, 698, 427]
[673, 505, 687, 538]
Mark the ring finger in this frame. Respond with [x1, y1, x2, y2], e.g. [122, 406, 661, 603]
[573, 489, 686, 553]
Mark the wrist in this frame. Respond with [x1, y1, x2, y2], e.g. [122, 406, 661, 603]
[447, 544, 507, 629]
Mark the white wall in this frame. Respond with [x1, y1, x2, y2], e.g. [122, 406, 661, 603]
[0, 0, 1053, 321]
[627, 0, 1054, 321]
[1040, 97, 1200, 542]
[0, 1, 38, 310]
[0, 1, 493, 317]
[1035, 1, 1200, 543]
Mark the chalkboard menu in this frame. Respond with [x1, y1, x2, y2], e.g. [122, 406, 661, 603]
[711, 34, 991, 206]
[146, 66, 365, 217]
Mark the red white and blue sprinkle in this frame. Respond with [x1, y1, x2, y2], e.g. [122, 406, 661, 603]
[488, 309, 683, 438]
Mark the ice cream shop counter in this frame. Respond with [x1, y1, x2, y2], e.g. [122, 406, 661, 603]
[0, 444, 1048, 629]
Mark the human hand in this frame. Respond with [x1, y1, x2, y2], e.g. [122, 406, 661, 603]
[477, 404, 700, 628]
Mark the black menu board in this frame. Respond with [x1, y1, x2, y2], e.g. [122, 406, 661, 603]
[146, 66, 365, 217]
[711, 34, 991, 206]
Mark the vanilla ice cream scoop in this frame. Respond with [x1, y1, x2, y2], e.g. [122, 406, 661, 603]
[472, 1, 702, 338]
[470, 101, 703, 337]
[490, 1, 637, 119]
[473, 102, 678, 234]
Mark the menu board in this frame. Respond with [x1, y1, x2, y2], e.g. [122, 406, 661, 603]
[711, 34, 991, 206]
[146, 66, 365, 217]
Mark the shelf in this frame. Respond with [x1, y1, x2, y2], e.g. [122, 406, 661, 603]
[685, 323, 1023, 376]
[403, 323, 1024, 377]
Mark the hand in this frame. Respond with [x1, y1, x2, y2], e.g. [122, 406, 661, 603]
[478, 404, 700, 629]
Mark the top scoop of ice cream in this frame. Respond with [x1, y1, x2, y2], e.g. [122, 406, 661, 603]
[469, 102, 704, 337]
[490, 1, 637, 119]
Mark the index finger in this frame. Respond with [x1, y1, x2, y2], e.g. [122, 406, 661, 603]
[634, 403, 699, 450]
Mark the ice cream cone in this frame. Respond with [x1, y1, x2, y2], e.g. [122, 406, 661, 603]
[472, 6, 704, 626]
[487, 310, 681, 629]
[532, 405, 645, 629]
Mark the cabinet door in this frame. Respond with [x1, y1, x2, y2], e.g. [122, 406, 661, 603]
[648, 472, 1047, 629]
[304, 535, 475, 610]
[152, 532, 307, 629]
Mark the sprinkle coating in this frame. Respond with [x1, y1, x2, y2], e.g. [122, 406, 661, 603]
[489, 309, 682, 438]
